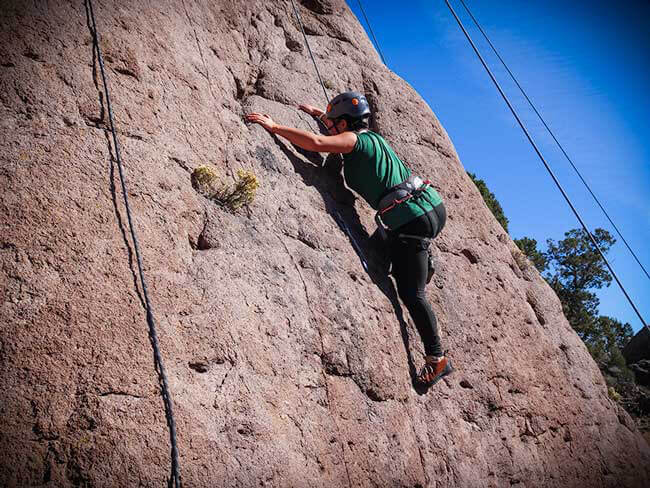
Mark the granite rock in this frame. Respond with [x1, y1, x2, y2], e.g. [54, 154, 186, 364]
[1, 1, 649, 487]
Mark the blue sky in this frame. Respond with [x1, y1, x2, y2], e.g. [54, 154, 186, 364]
[346, 0, 649, 333]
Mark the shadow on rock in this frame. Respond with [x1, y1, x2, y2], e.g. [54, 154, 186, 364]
[271, 136, 421, 388]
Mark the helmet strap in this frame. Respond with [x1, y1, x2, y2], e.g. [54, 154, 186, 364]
[331, 118, 343, 135]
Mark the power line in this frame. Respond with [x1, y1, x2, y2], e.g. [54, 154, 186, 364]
[443, 0, 648, 331]
[84, 1, 182, 486]
[458, 0, 650, 283]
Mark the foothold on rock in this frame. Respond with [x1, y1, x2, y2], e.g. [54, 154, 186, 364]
[365, 387, 386, 402]
[189, 361, 209, 373]
[300, 0, 337, 15]
[459, 379, 474, 389]
[256, 146, 281, 172]
[23, 49, 40, 61]
[236, 425, 253, 436]
[285, 36, 303, 53]
[631, 360, 650, 387]
[188, 234, 197, 250]
[525, 290, 546, 326]
[321, 351, 351, 377]
[197, 232, 212, 251]
[461, 249, 478, 264]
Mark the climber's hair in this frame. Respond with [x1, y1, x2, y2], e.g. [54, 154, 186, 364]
[340, 114, 370, 132]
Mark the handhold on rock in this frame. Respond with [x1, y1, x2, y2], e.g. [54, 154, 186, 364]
[189, 361, 209, 373]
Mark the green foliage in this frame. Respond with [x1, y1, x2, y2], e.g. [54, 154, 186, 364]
[545, 228, 614, 342]
[608, 386, 622, 402]
[543, 228, 633, 369]
[191, 166, 260, 211]
[191, 165, 219, 192]
[514, 237, 547, 273]
[584, 316, 634, 369]
[467, 172, 509, 233]
[545, 228, 615, 291]
[478, 187, 643, 422]
[217, 170, 260, 210]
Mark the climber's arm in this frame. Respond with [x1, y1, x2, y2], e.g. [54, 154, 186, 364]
[272, 125, 356, 154]
[246, 113, 356, 154]
[298, 104, 325, 119]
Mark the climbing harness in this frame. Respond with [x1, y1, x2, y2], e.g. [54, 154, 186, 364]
[372, 173, 439, 283]
[377, 175, 431, 216]
[374, 174, 432, 241]
[84, 1, 182, 486]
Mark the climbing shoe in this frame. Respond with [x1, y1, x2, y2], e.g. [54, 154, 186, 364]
[417, 355, 453, 387]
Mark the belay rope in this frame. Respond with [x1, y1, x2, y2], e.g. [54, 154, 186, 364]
[289, 0, 373, 272]
[84, 1, 182, 486]
[290, 0, 441, 272]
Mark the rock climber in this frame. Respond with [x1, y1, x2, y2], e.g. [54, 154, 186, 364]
[246, 91, 452, 387]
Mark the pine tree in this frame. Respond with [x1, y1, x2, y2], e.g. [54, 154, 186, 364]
[534, 227, 632, 367]
[514, 237, 547, 273]
[466, 173, 633, 368]
[467, 172, 509, 233]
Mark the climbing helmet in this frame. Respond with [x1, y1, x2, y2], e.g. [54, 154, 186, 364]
[326, 91, 371, 121]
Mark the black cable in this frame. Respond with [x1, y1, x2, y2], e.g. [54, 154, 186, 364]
[289, 0, 329, 102]
[443, 0, 648, 331]
[288, 0, 370, 272]
[84, 1, 182, 486]
[356, 0, 388, 65]
[459, 0, 650, 283]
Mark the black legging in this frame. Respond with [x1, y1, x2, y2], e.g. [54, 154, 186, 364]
[389, 203, 446, 358]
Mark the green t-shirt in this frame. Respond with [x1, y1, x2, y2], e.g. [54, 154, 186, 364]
[342, 131, 442, 230]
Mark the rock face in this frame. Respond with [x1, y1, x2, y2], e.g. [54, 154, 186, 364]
[1, 1, 649, 486]
[625, 327, 650, 366]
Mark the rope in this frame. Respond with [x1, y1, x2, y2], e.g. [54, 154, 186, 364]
[289, 0, 370, 272]
[458, 0, 650, 284]
[443, 0, 648, 331]
[289, 0, 329, 102]
[84, 1, 182, 486]
[333, 212, 369, 272]
[355, 0, 387, 65]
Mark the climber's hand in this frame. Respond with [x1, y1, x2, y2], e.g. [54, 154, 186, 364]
[246, 113, 277, 133]
[298, 104, 323, 117]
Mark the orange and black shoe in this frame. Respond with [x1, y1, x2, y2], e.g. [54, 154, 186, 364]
[417, 355, 453, 387]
